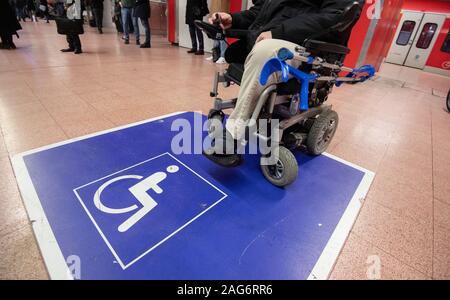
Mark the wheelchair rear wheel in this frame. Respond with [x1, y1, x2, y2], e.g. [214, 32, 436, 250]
[306, 110, 339, 155]
[260, 146, 298, 187]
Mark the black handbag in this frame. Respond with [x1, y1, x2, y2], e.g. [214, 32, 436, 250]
[55, 17, 84, 35]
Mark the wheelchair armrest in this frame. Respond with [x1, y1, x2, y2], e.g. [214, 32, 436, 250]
[304, 39, 350, 55]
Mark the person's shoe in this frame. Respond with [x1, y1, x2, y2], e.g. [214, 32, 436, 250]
[202, 129, 243, 168]
[203, 150, 243, 167]
[187, 48, 197, 54]
[195, 50, 205, 55]
[9, 42, 16, 49]
[140, 42, 151, 48]
[205, 56, 214, 61]
[124, 39, 129, 44]
[74, 49, 82, 54]
[136, 40, 140, 45]
[60, 48, 75, 52]
[215, 57, 227, 64]
[99, 28, 103, 34]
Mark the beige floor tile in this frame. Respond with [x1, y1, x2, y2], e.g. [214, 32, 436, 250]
[433, 223, 450, 279]
[366, 174, 433, 226]
[330, 233, 429, 279]
[330, 141, 385, 172]
[352, 201, 433, 276]
[0, 225, 48, 280]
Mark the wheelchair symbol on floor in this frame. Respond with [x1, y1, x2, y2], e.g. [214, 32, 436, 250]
[93, 165, 180, 232]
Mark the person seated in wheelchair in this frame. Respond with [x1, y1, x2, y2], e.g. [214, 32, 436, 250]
[203, 0, 365, 166]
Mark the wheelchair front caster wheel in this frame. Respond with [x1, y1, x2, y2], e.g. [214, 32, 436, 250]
[260, 146, 298, 187]
[207, 110, 225, 137]
[306, 110, 339, 155]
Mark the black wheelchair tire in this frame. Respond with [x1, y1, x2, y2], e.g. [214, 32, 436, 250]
[306, 110, 339, 155]
[260, 146, 298, 187]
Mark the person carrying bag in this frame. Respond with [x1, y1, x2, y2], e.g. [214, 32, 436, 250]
[56, 0, 83, 54]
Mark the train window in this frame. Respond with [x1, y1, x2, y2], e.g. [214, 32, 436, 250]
[441, 30, 450, 53]
[396, 21, 416, 46]
[416, 23, 438, 49]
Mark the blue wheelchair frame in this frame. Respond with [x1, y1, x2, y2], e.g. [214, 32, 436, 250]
[260, 48, 376, 111]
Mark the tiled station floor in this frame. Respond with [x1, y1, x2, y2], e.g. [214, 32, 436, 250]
[0, 21, 449, 279]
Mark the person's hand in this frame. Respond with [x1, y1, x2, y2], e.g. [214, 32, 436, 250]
[256, 31, 272, 43]
[208, 12, 232, 30]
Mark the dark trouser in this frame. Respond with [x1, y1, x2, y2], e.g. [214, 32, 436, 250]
[92, 7, 103, 30]
[114, 16, 123, 33]
[188, 23, 203, 50]
[121, 7, 138, 41]
[139, 18, 151, 44]
[0, 34, 13, 46]
[66, 34, 81, 51]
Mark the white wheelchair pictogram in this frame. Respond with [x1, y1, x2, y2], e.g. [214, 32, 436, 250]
[93, 165, 180, 232]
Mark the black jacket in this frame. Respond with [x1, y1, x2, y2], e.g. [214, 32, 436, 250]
[91, 0, 104, 9]
[0, 0, 22, 36]
[232, 0, 364, 48]
[185, 0, 209, 25]
[133, 0, 151, 19]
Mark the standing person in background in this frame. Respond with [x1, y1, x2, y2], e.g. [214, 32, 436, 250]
[0, 0, 22, 49]
[26, 0, 38, 22]
[185, 0, 208, 55]
[133, 0, 151, 48]
[112, 0, 123, 33]
[91, 0, 104, 34]
[39, 0, 50, 23]
[120, 0, 139, 45]
[16, 0, 27, 22]
[206, 0, 229, 64]
[60, 0, 83, 54]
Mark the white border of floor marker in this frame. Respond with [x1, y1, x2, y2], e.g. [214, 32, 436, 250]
[307, 153, 375, 280]
[11, 111, 374, 279]
[11, 112, 186, 279]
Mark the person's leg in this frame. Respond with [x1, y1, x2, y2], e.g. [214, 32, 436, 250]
[196, 26, 204, 52]
[73, 34, 82, 53]
[63, 34, 75, 51]
[140, 18, 151, 47]
[188, 24, 197, 51]
[219, 40, 227, 58]
[226, 39, 301, 140]
[121, 7, 129, 42]
[92, 8, 100, 32]
[9, 34, 16, 49]
[97, 7, 103, 32]
[131, 9, 139, 44]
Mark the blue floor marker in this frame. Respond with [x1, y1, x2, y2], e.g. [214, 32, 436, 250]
[12, 112, 374, 280]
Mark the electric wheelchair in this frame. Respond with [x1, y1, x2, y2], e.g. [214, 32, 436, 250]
[196, 2, 375, 187]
